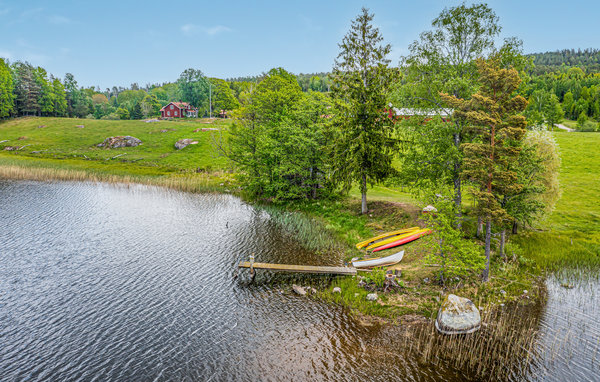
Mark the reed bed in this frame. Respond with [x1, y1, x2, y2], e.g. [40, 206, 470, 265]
[404, 304, 545, 381]
[0, 164, 226, 194]
[257, 204, 345, 255]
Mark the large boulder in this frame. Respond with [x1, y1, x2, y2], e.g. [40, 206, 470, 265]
[97, 136, 142, 148]
[435, 294, 481, 335]
[174, 139, 198, 150]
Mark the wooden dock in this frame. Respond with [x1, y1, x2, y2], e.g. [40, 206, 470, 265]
[238, 261, 357, 276]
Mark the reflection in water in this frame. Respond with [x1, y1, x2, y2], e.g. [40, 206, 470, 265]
[0, 180, 597, 381]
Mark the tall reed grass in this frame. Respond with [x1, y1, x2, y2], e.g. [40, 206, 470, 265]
[0, 164, 225, 194]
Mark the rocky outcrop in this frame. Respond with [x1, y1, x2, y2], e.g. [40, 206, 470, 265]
[366, 293, 378, 301]
[435, 294, 481, 335]
[97, 136, 142, 148]
[174, 139, 198, 150]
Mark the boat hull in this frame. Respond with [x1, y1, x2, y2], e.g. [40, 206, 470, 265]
[371, 230, 432, 252]
[355, 227, 419, 249]
[352, 251, 404, 268]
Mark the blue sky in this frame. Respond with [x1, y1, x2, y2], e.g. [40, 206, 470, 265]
[1, 0, 599, 89]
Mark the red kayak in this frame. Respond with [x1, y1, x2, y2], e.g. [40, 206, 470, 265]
[372, 229, 432, 252]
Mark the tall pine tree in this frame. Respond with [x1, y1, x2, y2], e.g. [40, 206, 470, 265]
[442, 57, 528, 282]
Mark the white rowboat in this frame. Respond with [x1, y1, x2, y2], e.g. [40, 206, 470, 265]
[352, 250, 404, 269]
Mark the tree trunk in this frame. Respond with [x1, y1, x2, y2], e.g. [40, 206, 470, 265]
[500, 229, 506, 261]
[476, 216, 483, 238]
[361, 173, 367, 214]
[512, 221, 518, 234]
[483, 219, 491, 282]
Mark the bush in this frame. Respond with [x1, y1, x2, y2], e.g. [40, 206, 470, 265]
[100, 113, 120, 120]
[577, 120, 598, 132]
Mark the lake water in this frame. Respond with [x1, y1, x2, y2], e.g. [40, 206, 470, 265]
[0, 181, 598, 381]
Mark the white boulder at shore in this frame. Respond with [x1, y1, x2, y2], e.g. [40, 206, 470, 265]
[435, 294, 481, 335]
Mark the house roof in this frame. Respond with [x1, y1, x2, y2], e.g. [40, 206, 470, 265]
[392, 107, 453, 118]
[160, 102, 198, 111]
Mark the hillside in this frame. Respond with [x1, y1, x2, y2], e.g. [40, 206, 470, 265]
[528, 48, 600, 74]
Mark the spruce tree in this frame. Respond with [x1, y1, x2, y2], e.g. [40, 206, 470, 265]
[330, 7, 397, 214]
[442, 57, 528, 282]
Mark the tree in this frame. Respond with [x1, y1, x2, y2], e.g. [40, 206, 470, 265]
[543, 94, 564, 129]
[442, 57, 528, 282]
[209, 78, 240, 113]
[12, 62, 41, 116]
[116, 107, 130, 120]
[140, 94, 161, 118]
[34, 67, 54, 116]
[330, 7, 398, 214]
[224, 68, 330, 200]
[51, 77, 67, 116]
[130, 102, 143, 119]
[395, 3, 508, 225]
[177, 68, 209, 108]
[0, 58, 14, 118]
[577, 111, 587, 129]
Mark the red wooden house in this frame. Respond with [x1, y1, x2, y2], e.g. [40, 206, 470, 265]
[160, 102, 199, 118]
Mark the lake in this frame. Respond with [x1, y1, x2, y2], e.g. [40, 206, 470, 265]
[0, 181, 597, 381]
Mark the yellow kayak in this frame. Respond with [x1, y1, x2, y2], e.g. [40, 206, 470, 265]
[365, 228, 430, 251]
[355, 227, 420, 249]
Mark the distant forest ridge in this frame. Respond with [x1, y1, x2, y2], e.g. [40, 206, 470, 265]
[527, 48, 600, 74]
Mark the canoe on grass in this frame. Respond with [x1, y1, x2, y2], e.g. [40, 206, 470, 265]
[352, 250, 404, 268]
[355, 227, 419, 249]
[365, 228, 427, 251]
[371, 229, 432, 253]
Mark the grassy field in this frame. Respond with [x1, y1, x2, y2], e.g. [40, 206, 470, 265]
[513, 131, 600, 268]
[0, 117, 231, 174]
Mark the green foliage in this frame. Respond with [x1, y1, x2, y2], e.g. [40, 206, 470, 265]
[177, 68, 209, 109]
[330, 8, 398, 214]
[423, 199, 484, 283]
[528, 48, 600, 74]
[576, 111, 588, 129]
[225, 68, 331, 201]
[209, 78, 239, 112]
[0, 58, 14, 118]
[364, 268, 386, 288]
[116, 107, 130, 120]
[443, 57, 528, 281]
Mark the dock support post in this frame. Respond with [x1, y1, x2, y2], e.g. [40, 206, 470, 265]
[249, 254, 255, 282]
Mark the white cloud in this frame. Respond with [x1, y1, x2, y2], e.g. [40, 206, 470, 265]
[205, 25, 231, 36]
[181, 24, 231, 36]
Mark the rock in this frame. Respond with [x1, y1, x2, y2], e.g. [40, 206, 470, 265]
[500, 289, 506, 296]
[292, 284, 306, 296]
[354, 293, 360, 297]
[307, 287, 317, 294]
[423, 205, 438, 213]
[76, 125, 84, 128]
[174, 139, 198, 150]
[333, 287, 341, 294]
[37, 125, 46, 128]
[145, 119, 159, 123]
[97, 136, 142, 148]
[435, 294, 481, 335]
[366, 293, 378, 301]
[523, 290, 528, 294]
[423, 277, 430, 284]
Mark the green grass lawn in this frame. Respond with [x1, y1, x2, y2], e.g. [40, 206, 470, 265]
[0, 117, 231, 175]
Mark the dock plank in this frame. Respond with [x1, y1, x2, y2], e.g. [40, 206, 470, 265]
[238, 262, 356, 275]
